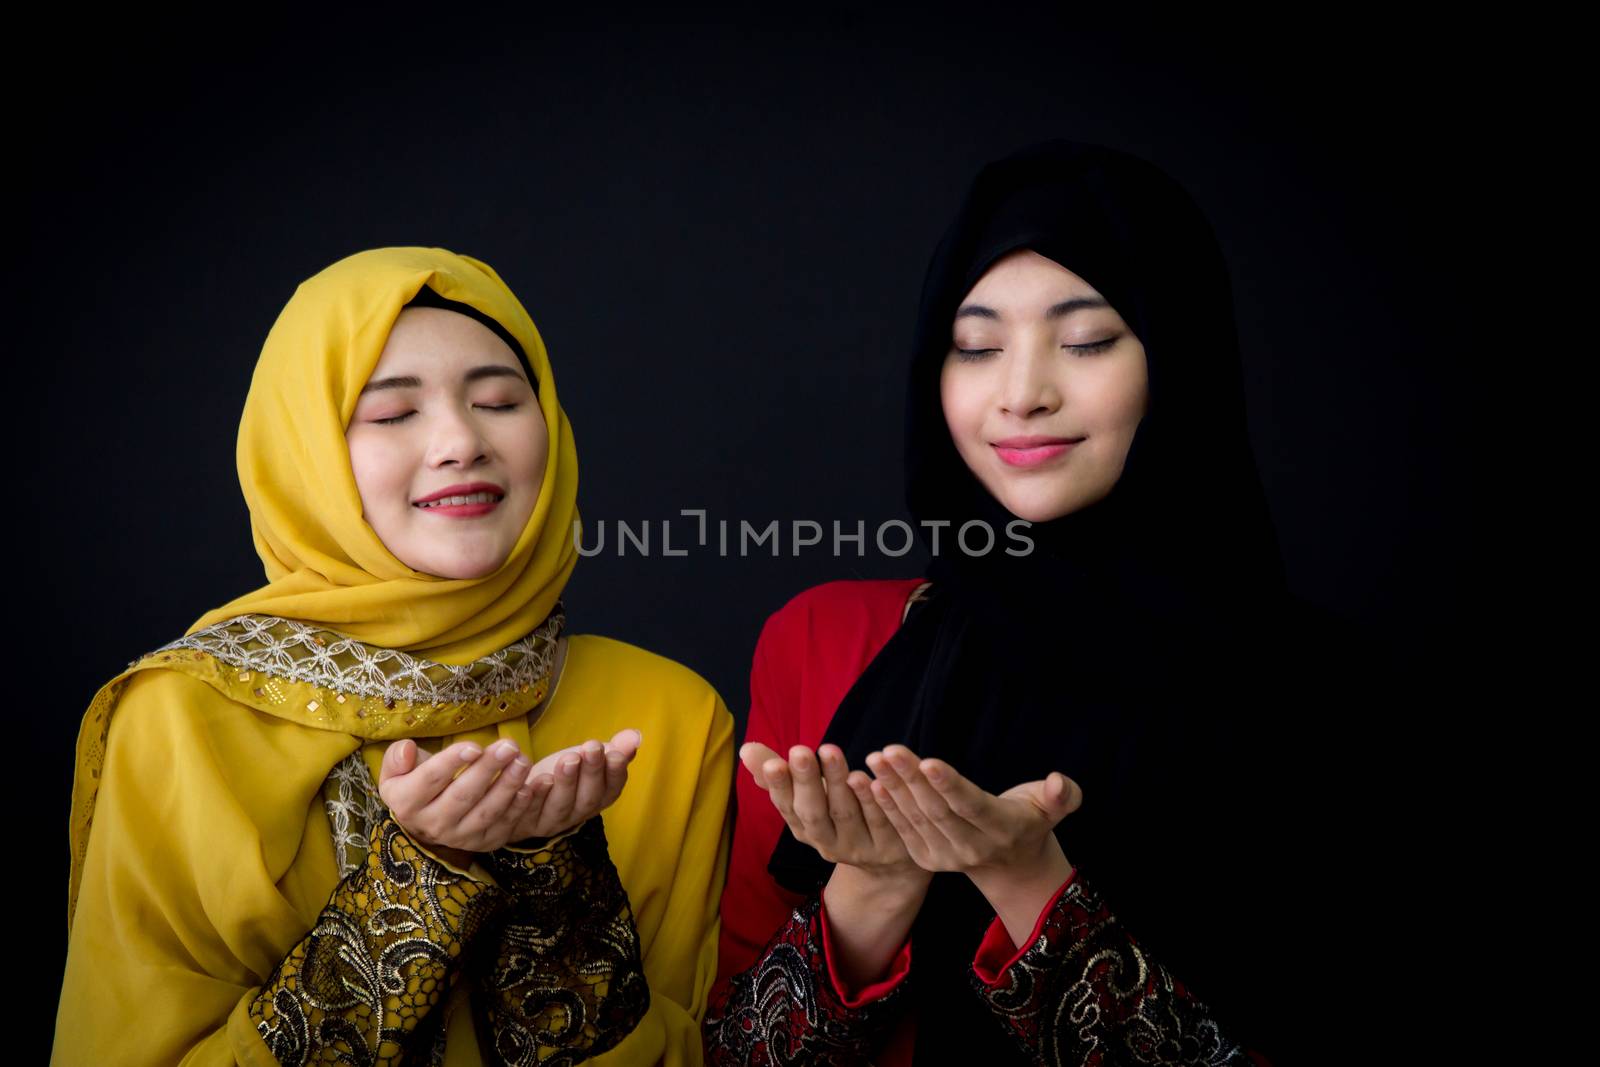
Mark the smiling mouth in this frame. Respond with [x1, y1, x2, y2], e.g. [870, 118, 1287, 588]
[414, 491, 505, 509]
[991, 438, 1086, 468]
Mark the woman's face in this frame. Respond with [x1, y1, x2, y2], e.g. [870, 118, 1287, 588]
[346, 307, 546, 579]
[940, 249, 1148, 523]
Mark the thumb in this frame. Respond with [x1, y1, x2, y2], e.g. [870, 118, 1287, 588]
[1040, 772, 1084, 821]
[380, 739, 417, 784]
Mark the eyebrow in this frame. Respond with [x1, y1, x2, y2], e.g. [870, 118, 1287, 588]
[954, 296, 1110, 321]
[360, 364, 529, 394]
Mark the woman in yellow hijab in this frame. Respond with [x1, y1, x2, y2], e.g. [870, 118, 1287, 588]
[55, 248, 735, 1066]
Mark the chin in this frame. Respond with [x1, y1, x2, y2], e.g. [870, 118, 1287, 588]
[413, 550, 505, 581]
[996, 487, 1095, 524]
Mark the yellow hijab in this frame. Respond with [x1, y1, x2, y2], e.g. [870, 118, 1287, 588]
[68, 246, 581, 923]
[196, 245, 579, 662]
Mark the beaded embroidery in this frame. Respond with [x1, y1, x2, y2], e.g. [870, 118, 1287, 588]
[139, 609, 564, 708]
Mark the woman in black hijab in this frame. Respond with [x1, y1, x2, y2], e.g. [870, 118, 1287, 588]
[706, 141, 1366, 1065]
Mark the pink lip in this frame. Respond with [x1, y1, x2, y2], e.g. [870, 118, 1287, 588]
[991, 436, 1085, 468]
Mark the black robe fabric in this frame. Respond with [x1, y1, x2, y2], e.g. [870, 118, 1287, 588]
[770, 141, 1390, 1063]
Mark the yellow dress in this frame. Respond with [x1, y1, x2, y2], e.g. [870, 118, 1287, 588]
[55, 625, 732, 1066]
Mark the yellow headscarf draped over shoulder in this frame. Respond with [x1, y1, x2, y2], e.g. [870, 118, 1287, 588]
[193, 246, 579, 663]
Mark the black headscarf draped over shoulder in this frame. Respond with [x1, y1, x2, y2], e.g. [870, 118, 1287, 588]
[770, 141, 1341, 1062]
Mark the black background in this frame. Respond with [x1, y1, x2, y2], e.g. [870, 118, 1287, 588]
[28, 13, 1483, 1058]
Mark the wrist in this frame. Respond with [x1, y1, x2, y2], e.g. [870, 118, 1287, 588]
[826, 861, 932, 913]
[969, 837, 1073, 909]
[405, 832, 476, 871]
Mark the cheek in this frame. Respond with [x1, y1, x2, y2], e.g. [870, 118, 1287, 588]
[1084, 365, 1149, 435]
[346, 435, 403, 510]
[505, 414, 549, 481]
[939, 366, 985, 450]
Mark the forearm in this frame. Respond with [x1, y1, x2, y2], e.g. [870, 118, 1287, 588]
[819, 862, 930, 993]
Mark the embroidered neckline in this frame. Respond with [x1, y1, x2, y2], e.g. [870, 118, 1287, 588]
[136, 608, 565, 707]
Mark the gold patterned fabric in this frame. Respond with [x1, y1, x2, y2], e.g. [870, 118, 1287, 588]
[479, 819, 651, 1064]
[251, 814, 505, 1066]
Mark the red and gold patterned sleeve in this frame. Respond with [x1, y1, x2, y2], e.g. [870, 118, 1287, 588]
[703, 894, 910, 1065]
[969, 869, 1269, 1067]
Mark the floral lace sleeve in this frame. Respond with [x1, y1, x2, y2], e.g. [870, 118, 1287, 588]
[703, 893, 911, 1065]
[970, 871, 1260, 1067]
[249, 813, 504, 1066]
[476, 816, 651, 1063]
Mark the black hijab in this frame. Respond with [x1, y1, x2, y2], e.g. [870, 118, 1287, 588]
[770, 141, 1328, 1062]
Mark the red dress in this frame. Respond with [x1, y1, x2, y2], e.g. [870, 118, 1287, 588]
[703, 579, 1267, 1066]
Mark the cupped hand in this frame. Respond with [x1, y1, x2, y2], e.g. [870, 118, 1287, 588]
[379, 738, 541, 866]
[864, 744, 1082, 877]
[741, 741, 922, 878]
[506, 728, 643, 842]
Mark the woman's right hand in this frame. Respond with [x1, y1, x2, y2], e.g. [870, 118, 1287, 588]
[741, 742, 923, 881]
[379, 738, 546, 867]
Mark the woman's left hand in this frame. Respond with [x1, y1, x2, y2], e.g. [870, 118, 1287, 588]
[865, 744, 1082, 878]
[865, 744, 1084, 946]
[506, 728, 642, 842]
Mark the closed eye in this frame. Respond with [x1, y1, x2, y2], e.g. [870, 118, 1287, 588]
[372, 403, 519, 425]
[1066, 337, 1118, 355]
[954, 347, 1000, 362]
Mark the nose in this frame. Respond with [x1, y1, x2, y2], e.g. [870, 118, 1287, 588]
[424, 405, 492, 469]
[999, 343, 1062, 418]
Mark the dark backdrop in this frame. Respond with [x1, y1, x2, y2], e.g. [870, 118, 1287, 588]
[27, 14, 1482, 1057]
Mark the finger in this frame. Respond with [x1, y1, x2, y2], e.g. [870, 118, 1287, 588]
[541, 751, 583, 828]
[874, 747, 944, 840]
[570, 740, 609, 817]
[512, 773, 554, 835]
[460, 751, 532, 835]
[760, 758, 808, 839]
[920, 758, 992, 825]
[379, 739, 418, 784]
[847, 770, 894, 841]
[819, 746, 859, 824]
[1041, 772, 1084, 820]
[866, 750, 933, 852]
[740, 742, 781, 784]
[787, 747, 833, 841]
[608, 728, 643, 762]
[601, 744, 631, 808]
[425, 739, 521, 821]
[883, 748, 966, 852]
[867, 774, 928, 859]
[397, 742, 485, 804]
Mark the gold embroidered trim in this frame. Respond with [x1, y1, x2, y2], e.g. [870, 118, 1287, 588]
[138, 609, 564, 708]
